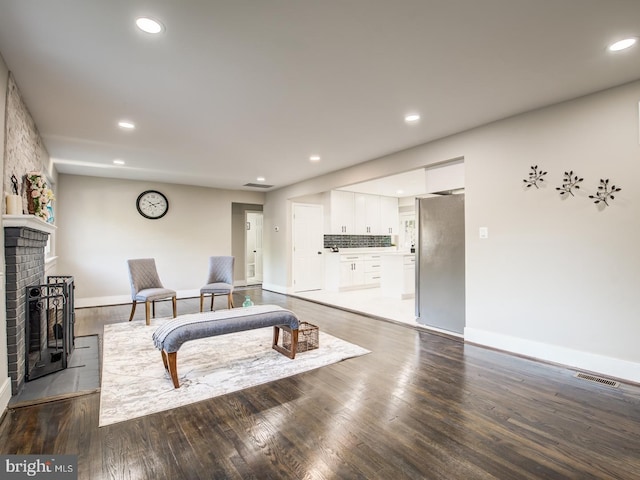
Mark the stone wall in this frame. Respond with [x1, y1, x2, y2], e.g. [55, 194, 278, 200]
[3, 73, 50, 213]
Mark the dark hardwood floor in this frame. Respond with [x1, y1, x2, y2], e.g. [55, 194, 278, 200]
[1, 288, 639, 479]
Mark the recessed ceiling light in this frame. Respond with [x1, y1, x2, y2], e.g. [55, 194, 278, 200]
[404, 114, 421, 124]
[309, 155, 321, 162]
[136, 17, 164, 34]
[113, 159, 125, 165]
[257, 176, 266, 182]
[118, 121, 135, 130]
[608, 38, 637, 51]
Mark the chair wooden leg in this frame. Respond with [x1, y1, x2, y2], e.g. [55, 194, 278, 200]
[152, 300, 156, 318]
[227, 293, 233, 309]
[129, 301, 137, 321]
[145, 301, 151, 326]
[199, 294, 204, 312]
[210, 294, 215, 311]
[229, 293, 234, 308]
[172, 296, 177, 318]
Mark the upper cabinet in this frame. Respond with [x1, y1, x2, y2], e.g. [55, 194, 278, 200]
[380, 196, 399, 235]
[354, 193, 380, 234]
[324, 190, 399, 235]
[325, 190, 356, 234]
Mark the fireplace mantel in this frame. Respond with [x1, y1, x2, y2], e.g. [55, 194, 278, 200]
[3, 214, 56, 235]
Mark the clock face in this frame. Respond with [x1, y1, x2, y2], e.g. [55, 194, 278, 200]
[136, 190, 169, 219]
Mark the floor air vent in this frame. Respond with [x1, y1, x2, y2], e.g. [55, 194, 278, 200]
[574, 372, 620, 388]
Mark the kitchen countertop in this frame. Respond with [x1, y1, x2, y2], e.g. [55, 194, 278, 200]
[324, 248, 397, 254]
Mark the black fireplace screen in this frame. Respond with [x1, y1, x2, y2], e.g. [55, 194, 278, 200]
[25, 276, 75, 381]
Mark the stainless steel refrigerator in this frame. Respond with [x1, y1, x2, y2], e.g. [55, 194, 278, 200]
[415, 194, 465, 334]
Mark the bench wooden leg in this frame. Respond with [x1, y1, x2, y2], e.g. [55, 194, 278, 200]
[161, 350, 168, 370]
[164, 351, 180, 388]
[272, 326, 298, 359]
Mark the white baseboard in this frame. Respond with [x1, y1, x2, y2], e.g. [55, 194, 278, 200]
[464, 327, 640, 384]
[75, 289, 202, 308]
[0, 376, 11, 418]
[75, 295, 130, 308]
[260, 283, 287, 295]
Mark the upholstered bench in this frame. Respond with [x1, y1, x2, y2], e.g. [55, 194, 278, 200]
[152, 304, 300, 388]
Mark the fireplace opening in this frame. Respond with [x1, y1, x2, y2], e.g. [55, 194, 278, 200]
[25, 276, 75, 381]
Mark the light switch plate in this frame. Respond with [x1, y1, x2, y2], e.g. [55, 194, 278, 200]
[479, 227, 488, 239]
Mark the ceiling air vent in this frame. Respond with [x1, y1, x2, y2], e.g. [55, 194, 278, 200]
[574, 372, 620, 388]
[244, 183, 274, 189]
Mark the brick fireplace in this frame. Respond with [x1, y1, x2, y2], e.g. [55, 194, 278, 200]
[3, 215, 55, 394]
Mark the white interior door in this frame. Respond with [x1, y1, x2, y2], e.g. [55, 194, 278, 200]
[245, 211, 263, 284]
[293, 203, 324, 292]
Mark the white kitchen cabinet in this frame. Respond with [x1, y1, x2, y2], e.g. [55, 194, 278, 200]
[325, 253, 378, 291]
[379, 196, 399, 234]
[354, 193, 380, 234]
[340, 255, 365, 287]
[325, 190, 399, 236]
[325, 190, 355, 234]
[364, 253, 382, 285]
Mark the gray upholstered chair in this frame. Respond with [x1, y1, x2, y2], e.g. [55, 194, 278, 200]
[127, 258, 177, 325]
[200, 256, 235, 312]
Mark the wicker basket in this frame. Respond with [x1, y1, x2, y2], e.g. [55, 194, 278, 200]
[284, 321, 319, 352]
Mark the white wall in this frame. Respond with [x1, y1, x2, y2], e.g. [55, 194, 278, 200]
[0, 52, 10, 415]
[264, 80, 640, 382]
[56, 174, 264, 306]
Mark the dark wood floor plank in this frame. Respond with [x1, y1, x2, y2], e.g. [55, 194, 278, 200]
[1, 288, 639, 479]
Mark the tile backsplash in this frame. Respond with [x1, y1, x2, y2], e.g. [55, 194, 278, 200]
[324, 234, 392, 249]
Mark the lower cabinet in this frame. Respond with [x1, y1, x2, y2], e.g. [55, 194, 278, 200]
[363, 254, 382, 286]
[325, 253, 381, 291]
[339, 256, 365, 288]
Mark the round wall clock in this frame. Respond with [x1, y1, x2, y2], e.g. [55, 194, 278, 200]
[136, 190, 169, 219]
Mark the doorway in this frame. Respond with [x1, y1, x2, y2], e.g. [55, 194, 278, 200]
[245, 211, 263, 285]
[292, 203, 324, 292]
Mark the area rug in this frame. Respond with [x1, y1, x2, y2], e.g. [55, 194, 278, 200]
[99, 317, 369, 426]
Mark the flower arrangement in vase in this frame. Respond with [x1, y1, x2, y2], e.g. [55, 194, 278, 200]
[26, 172, 55, 221]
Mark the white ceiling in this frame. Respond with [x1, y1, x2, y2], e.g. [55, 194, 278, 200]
[0, 1, 639, 192]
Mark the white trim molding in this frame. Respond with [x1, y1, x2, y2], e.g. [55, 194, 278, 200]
[261, 283, 287, 295]
[0, 377, 11, 417]
[75, 289, 202, 308]
[2, 214, 56, 235]
[465, 327, 640, 384]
